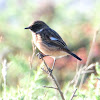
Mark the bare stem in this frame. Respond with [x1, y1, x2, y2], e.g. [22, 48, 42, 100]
[43, 86, 58, 90]
[70, 88, 77, 100]
[42, 58, 65, 100]
[30, 42, 36, 69]
[2, 59, 8, 100]
[79, 30, 98, 88]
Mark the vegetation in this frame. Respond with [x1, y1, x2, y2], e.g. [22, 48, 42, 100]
[0, 0, 100, 100]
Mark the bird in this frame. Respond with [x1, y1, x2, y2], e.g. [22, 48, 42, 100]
[25, 20, 82, 71]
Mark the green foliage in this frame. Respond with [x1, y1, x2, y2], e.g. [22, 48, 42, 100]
[96, 62, 100, 75]
[0, 0, 100, 99]
[0, 62, 100, 99]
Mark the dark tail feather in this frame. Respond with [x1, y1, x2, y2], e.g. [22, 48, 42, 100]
[70, 52, 82, 61]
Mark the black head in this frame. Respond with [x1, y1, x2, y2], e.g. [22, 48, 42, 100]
[25, 21, 49, 32]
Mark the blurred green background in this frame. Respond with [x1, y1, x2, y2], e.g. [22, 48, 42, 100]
[0, 0, 100, 99]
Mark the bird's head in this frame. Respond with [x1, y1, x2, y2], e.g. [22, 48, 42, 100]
[25, 20, 48, 32]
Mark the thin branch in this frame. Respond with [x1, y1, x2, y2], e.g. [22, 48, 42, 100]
[70, 88, 77, 100]
[79, 30, 98, 88]
[85, 63, 96, 70]
[41, 68, 49, 74]
[65, 65, 82, 95]
[43, 91, 48, 99]
[2, 59, 8, 100]
[97, 78, 100, 80]
[29, 42, 36, 69]
[42, 58, 50, 71]
[43, 86, 58, 90]
[86, 30, 98, 67]
[41, 58, 65, 100]
[81, 70, 94, 74]
[74, 65, 83, 87]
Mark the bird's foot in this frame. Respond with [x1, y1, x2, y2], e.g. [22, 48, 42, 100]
[36, 52, 45, 59]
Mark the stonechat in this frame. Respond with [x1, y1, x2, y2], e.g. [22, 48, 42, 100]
[25, 21, 82, 71]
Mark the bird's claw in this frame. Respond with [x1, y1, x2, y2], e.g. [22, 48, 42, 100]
[36, 52, 45, 59]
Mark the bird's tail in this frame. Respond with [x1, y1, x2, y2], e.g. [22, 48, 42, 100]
[64, 47, 82, 61]
[70, 52, 82, 61]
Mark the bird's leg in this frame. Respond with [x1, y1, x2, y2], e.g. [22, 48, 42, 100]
[36, 52, 48, 59]
[51, 58, 56, 72]
[36, 52, 45, 59]
[37, 53, 56, 73]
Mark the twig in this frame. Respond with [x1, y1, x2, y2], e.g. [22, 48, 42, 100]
[65, 65, 82, 95]
[41, 58, 65, 100]
[74, 65, 83, 87]
[97, 78, 100, 80]
[29, 42, 36, 69]
[42, 58, 50, 71]
[41, 68, 49, 74]
[81, 70, 94, 74]
[79, 30, 98, 89]
[43, 86, 58, 90]
[64, 82, 72, 95]
[70, 88, 77, 100]
[86, 30, 98, 67]
[2, 59, 8, 100]
[43, 91, 48, 99]
[85, 63, 96, 70]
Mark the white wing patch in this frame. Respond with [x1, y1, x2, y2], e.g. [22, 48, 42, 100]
[50, 37, 58, 40]
[39, 28, 43, 32]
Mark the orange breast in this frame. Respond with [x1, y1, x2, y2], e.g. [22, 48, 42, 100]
[31, 32, 68, 58]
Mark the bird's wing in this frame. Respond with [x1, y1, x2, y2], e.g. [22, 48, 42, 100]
[38, 28, 82, 61]
[40, 28, 67, 50]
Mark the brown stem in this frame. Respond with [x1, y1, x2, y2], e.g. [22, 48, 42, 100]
[43, 86, 58, 90]
[30, 43, 36, 69]
[79, 30, 98, 89]
[42, 58, 65, 100]
[70, 88, 77, 100]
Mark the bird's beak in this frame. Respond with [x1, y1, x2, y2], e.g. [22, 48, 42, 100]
[24, 26, 31, 29]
